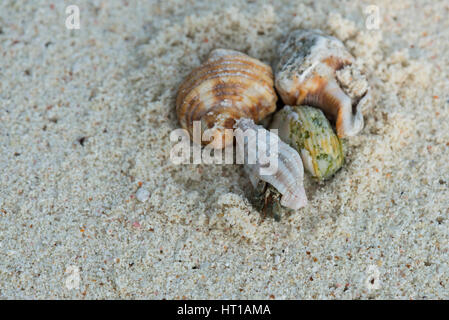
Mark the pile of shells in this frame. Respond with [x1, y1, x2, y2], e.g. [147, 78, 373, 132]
[176, 29, 371, 217]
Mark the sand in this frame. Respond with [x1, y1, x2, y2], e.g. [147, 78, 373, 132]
[0, 0, 448, 299]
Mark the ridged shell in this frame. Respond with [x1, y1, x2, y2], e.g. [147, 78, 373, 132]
[237, 119, 307, 210]
[275, 29, 371, 138]
[271, 105, 344, 180]
[176, 49, 277, 148]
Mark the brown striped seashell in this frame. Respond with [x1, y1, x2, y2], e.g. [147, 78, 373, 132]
[176, 49, 277, 148]
[275, 29, 371, 138]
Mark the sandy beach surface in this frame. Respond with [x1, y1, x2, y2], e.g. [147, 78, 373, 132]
[1, 0, 448, 299]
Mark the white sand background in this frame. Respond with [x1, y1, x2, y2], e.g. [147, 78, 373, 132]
[0, 0, 448, 299]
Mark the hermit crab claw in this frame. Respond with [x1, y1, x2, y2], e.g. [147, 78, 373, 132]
[274, 29, 371, 138]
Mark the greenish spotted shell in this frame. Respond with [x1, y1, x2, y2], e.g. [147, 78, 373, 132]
[270, 105, 344, 180]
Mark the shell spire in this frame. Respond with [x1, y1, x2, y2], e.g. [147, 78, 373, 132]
[176, 49, 277, 149]
[236, 119, 307, 210]
[275, 29, 371, 137]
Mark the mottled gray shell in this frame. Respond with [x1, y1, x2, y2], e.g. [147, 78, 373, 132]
[274, 29, 371, 138]
[275, 29, 354, 94]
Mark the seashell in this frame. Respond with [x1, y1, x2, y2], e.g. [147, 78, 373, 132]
[176, 49, 277, 149]
[271, 105, 344, 180]
[236, 118, 307, 210]
[274, 29, 371, 138]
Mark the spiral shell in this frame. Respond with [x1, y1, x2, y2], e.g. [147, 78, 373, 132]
[271, 105, 344, 180]
[275, 29, 371, 138]
[176, 49, 277, 148]
[237, 119, 307, 210]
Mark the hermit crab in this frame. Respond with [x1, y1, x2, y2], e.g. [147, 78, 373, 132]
[176, 49, 308, 209]
[255, 105, 345, 217]
[238, 118, 308, 210]
[274, 29, 371, 138]
[175, 29, 370, 214]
